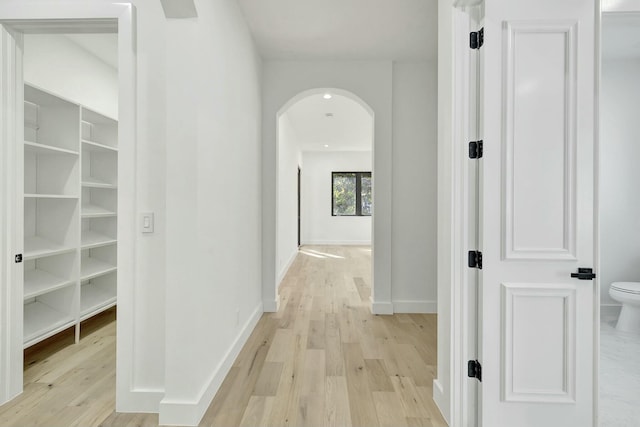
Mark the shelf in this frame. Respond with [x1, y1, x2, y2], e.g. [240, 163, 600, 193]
[81, 257, 116, 281]
[82, 177, 117, 189]
[24, 194, 79, 199]
[82, 140, 118, 153]
[24, 141, 78, 156]
[24, 236, 76, 261]
[24, 269, 75, 300]
[81, 231, 117, 250]
[82, 204, 116, 218]
[23, 301, 74, 346]
[80, 283, 116, 320]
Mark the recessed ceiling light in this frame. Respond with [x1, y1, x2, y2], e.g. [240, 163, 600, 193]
[323, 93, 332, 100]
[324, 145, 329, 148]
[325, 113, 334, 117]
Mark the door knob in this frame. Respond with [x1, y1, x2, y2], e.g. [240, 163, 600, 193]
[571, 268, 596, 280]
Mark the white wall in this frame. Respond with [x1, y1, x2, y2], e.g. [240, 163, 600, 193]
[301, 151, 372, 245]
[600, 58, 640, 315]
[160, 0, 263, 424]
[23, 35, 118, 119]
[391, 61, 438, 312]
[277, 112, 301, 285]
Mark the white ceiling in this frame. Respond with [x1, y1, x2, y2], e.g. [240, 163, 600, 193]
[64, 34, 118, 69]
[284, 93, 373, 151]
[602, 14, 640, 60]
[237, 0, 437, 60]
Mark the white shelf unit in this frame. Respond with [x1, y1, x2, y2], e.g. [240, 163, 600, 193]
[22, 84, 118, 348]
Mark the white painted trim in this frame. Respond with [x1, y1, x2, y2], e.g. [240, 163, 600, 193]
[0, 25, 24, 406]
[263, 299, 280, 313]
[370, 299, 393, 315]
[393, 300, 437, 313]
[433, 379, 451, 425]
[158, 302, 264, 426]
[302, 240, 372, 246]
[276, 248, 298, 288]
[117, 389, 164, 413]
[0, 0, 139, 412]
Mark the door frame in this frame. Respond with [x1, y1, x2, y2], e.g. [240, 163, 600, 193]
[0, 1, 139, 411]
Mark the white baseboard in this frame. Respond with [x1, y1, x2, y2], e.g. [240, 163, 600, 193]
[277, 249, 298, 288]
[116, 389, 164, 413]
[302, 240, 371, 246]
[263, 298, 279, 313]
[158, 302, 264, 426]
[393, 300, 437, 314]
[601, 303, 622, 322]
[371, 298, 394, 315]
[432, 379, 450, 426]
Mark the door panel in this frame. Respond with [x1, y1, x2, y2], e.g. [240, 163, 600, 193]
[480, 0, 596, 426]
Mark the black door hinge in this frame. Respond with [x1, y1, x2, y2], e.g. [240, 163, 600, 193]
[470, 28, 484, 49]
[468, 360, 482, 381]
[469, 140, 483, 159]
[468, 250, 483, 269]
[15, 254, 22, 263]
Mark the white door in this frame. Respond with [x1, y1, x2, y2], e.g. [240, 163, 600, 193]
[479, 0, 597, 426]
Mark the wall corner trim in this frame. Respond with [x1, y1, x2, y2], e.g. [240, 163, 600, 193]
[158, 302, 263, 426]
[433, 379, 451, 425]
[117, 389, 165, 413]
[371, 300, 394, 315]
[393, 300, 437, 314]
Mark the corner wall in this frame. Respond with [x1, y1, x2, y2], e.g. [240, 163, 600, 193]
[160, 0, 263, 423]
[600, 58, 640, 318]
[277, 112, 301, 285]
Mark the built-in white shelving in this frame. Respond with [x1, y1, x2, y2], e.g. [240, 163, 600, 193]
[22, 84, 118, 348]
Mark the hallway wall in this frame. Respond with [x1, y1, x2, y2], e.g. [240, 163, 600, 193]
[301, 151, 373, 245]
[277, 112, 302, 285]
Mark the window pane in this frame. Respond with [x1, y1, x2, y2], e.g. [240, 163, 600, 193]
[361, 174, 372, 216]
[333, 173, 356, 215]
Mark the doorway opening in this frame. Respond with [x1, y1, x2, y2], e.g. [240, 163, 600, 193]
[599, 12, 640, 426]
[275, 88, 375, 301]
[0, 3, 137, 415]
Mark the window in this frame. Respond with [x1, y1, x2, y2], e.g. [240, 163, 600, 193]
[332, 172, 372, 216]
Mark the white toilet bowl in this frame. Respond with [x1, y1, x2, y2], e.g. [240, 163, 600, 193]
[609, 282, 640, 334]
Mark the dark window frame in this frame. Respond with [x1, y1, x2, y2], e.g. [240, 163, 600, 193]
[331, 171, 372, 217]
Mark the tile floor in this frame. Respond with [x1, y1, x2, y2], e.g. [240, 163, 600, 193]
[600, 319, 640, 427]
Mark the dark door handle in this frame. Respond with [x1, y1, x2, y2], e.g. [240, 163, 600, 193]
[571, 268, 596, 280]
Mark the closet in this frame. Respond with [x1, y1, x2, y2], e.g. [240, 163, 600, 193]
[23, 83, 118, 348]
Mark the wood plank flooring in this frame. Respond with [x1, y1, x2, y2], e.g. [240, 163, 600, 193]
[0, 246, 446, 427]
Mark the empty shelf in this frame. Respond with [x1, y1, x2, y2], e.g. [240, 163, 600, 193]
[80, 283, 116, 320]
[81, 231, 117, 249]
[24, 194, 79, 199]
[82, 205, 116, 218]
[81, 257, 116, 280]
[82, 140, 118, 153]
[24, 269, 74, 300]
[24, 236, 75, 260]
[24, 141, 79, 156]
[82, 177, 117, 189]
[23, 301, 74, 346]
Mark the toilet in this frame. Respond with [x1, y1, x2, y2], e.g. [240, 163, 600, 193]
[609, 282, 640, 333]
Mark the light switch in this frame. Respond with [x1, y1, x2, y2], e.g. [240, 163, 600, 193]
[142, 212, 154, 233]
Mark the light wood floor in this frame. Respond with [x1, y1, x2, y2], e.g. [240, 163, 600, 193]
[0, 246, 445, 427]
